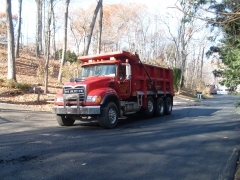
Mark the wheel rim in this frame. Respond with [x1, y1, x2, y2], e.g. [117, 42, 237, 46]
[167, 100, 172, 111]
[148, 99, 154, 112]
[108, 107, 117, 124]
[159, 101, 164, 114]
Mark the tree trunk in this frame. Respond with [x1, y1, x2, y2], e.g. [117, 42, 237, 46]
[58, 0, 70, 83]
[200, 47, 204, 80]
[51, 9, 56, 60]
[44, 0, 53, 93]
[191, 50, 197, 89]
[35, 0, 43, 57]
[5, 0, 16, 81]
[39, 1, 43, 53]
[97, 1, 103, 54]
[178, 48, 187, 94]
[15, 0, 22, 58]
[84, 0, 102, 55]
[43, 0, 47, 58]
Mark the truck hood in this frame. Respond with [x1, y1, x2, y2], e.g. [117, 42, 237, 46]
[63, 76, 115, 88]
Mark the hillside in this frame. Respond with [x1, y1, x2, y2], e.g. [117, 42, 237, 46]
[0, 45, 63, 112]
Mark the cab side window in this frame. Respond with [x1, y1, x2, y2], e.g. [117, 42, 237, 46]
[119, 64, 126, 80]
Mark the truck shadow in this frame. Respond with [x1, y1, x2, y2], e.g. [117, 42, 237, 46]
[117, 107, 223, 129]
[72, 107, 222, 129]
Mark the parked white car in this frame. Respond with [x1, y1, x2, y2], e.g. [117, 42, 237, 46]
[217, 85, 229, 94]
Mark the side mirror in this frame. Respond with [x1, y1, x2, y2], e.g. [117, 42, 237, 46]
[126, 63, 131, 80]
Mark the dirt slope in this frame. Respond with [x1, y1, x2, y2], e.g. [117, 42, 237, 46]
[0, 46, 62, 112]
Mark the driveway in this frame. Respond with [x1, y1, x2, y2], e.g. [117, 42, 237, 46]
[0, 95, 240, 180]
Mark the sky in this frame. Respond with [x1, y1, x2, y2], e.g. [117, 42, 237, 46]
[75, 0, 177, 10]
[0, 0, 177, 44]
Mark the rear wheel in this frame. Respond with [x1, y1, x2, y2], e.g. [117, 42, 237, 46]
[142, 96, 154, 117]
[164, 97, 173, 115]
[56, 115, 75, 126]
[154, 97, 164, 117]
[98, 102, 118, 129]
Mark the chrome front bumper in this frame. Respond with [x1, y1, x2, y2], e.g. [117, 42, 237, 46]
[52, 93, 101, 115]
[52, 106, 101, 115]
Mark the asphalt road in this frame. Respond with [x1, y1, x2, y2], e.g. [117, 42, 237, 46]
[0, 95, 240, 180]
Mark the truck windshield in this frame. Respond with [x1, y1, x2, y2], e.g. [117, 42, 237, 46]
[82, 64, 117, 77]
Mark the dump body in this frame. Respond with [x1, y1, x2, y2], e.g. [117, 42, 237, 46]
[130, 60, 173, 100]
[52, 51, 174, 128]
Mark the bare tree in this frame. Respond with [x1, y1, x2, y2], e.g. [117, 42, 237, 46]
[160, 0, 204, 93]
[51, 7, 56, 59]
[58, 0, 70, 83]
[35, 0, 43, 57]
[15, 0, 22, 58]
[97, 1, 103, 54]
[5, 0, 16, 81]
[200, 47, 204, 80]
[69, 18, 83, 56]
[84, 0, 102, 55]
[174, 0, 240, 25]
[68, 7, 92, 55]
[44, 0, 53, 93]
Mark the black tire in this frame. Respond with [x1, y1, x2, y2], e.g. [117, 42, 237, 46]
[154, 97, 165, 117]
[164, 97, 173, 115]
[142, 96, 154, 117]
[56, 115, 75, 126]
[98, 102, 118, 129]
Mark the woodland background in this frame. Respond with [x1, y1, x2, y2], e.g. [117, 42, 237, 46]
[1, 0, 240, 108]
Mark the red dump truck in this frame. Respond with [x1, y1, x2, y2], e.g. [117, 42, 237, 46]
[52, 51, 174, 128]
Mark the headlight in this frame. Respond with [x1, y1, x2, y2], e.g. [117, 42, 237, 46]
[86, 96, 101, 102]
[56, 97, 63, 102]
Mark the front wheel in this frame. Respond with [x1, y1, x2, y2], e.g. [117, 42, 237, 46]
[98, 102, 118, 129]
[56, 115, 75, 126]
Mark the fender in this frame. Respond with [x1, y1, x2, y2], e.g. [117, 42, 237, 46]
[88, 87, 120, 115]
[100, 93, 120, 116]
[101, 93, 120, 105]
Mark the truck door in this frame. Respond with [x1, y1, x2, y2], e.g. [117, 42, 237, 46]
[117, 64, 131, 99]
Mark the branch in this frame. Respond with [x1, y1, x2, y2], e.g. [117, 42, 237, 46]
[171, 5, 240, 25]
[188, 0, 240, 16]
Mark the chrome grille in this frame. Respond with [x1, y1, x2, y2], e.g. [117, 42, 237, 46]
[63, 86, 85, 102]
